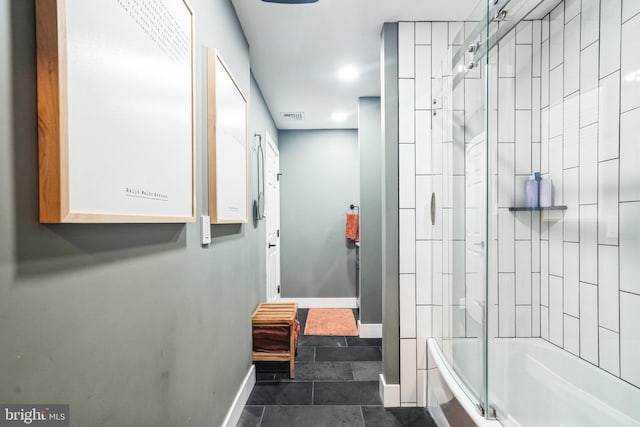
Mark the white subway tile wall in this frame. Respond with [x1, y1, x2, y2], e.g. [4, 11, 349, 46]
[599, 327, 620, 376]
[597, 159, 619, 246]
[598, 245, 619, 332]
[563, 166, 579, 241]
[515, 241, 532, 305]
[579, 282, 599, 364]
[541, 306, 549, 339]
[564, 314, 580, 356]
[400, 338, 417, 404]
[620, 107, 640, 202]
[564, 16, 580, 97]
[399, 78, 416, 143]
[563, 242, 580, 317]
[564, 0, 580, 23]
[549, 5, 564, 69]
[580, 0, 599, 48]
[397, 2, 640, 404]
[416, 305, 432, 370]
[535, 0, 637, 387]
[549, 274, 564, 346]
[599, 0, 622, 78]
[598, 72, 620, 161]
[579, 204, 598, 284]
[400, 274, 417, 338]
[399, 144, 416, 208]
[499, 273, 516, 337]
[416, 369, 427, 407]
[579, 124, 598, 204]
[621, 292, 640, 387]
[579, 42, 599, 127]
[620, 202, 640, 295]
[399, 208, 416, 274]
[621, 13, 640, 112]
[516, 306, 533, 337]
[398, 22, 415, 78]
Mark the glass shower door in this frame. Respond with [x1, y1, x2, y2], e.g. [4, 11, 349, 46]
[485, 0, 640, 425]
[432, 0, 490, 414]
[429, 0, 640, 424]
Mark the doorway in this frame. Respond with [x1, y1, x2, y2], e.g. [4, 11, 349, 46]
[265, 131, 281, 301]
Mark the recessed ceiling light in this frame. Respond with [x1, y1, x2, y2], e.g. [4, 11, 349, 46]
[337, 66, 360, 81]
[331, 111, 348, 122]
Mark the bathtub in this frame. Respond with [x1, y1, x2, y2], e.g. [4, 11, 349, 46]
[490, 338, 640, 427]
[427, 338, 500, 427]
[428, 337, 640, 426]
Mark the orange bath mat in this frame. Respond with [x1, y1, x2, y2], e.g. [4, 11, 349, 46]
[304, 308, 359, 336]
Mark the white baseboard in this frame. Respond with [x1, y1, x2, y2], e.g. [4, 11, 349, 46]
[358, 321, 382, 338]
[221, 365, 256, 427]
[379, 373, 400, 407]
[276, 297, 358, 309]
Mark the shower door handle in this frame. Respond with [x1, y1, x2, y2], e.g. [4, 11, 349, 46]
[430, 193, 436, 225]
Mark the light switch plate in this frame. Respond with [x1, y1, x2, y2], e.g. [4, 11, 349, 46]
[201, 215, 211, 245]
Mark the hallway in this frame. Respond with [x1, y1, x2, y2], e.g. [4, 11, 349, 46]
[239, 309, 437, 426]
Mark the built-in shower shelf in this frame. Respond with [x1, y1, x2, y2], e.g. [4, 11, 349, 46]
[508, 206, 567, 212]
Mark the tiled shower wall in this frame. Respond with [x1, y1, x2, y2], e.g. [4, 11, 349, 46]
[397, 20, 480, 407]
[397, 20, 444, 407]
[397, 0, 640, 408]
[537, 0, 640, 388]
[396, 18, 540, 407]
[491, 19, 543, 341]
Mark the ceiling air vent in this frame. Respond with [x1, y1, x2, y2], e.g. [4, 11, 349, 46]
[280, 112, 305, 121]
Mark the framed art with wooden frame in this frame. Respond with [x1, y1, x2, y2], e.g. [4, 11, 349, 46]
[36, 0, 196, 223]
[207, 48, 249, 224]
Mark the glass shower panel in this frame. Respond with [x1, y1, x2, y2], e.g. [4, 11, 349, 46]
[485, 1, 548, 423]
[433, 0, 490, 411]
[427, 0, 640, 424]
[485, 0, 640, 426]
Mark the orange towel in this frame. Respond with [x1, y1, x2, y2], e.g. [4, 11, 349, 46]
[345, 213, 359, 241]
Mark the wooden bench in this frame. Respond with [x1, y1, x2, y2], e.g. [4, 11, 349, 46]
[251, 302, 298, 378]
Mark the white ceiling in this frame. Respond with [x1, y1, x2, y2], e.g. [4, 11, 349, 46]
[231, 0, 480, 130]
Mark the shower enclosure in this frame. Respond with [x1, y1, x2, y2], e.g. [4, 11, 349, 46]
[424, 0, 640, 425]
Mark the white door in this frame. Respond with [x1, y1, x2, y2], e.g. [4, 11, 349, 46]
[265, 132, 281, 301]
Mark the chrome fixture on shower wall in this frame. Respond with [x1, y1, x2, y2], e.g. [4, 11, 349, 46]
[494, 9, 508, 21]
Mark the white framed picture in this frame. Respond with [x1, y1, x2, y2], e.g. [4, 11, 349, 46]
[207, 48, 248, 224]
[36, 0, 196, 223]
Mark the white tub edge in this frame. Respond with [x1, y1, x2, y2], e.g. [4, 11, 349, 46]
[428, 338, 501, 427]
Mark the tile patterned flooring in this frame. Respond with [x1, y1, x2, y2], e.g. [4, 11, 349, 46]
[238, 309, 437, 427]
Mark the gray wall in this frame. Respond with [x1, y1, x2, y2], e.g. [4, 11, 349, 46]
[381, 23, 400, 384]
[358, 97, 383, 325]
[279, 129, 359, 298]
[0, 2, 276, 426]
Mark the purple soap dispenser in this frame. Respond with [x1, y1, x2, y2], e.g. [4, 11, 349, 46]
[526, 174, 539, 208]
[539, 176, 553, 207]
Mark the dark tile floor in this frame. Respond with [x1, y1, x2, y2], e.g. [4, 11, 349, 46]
[238, 309, 438, 427]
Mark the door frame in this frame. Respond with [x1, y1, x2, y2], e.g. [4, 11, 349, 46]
[264, 130, 281, 301]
